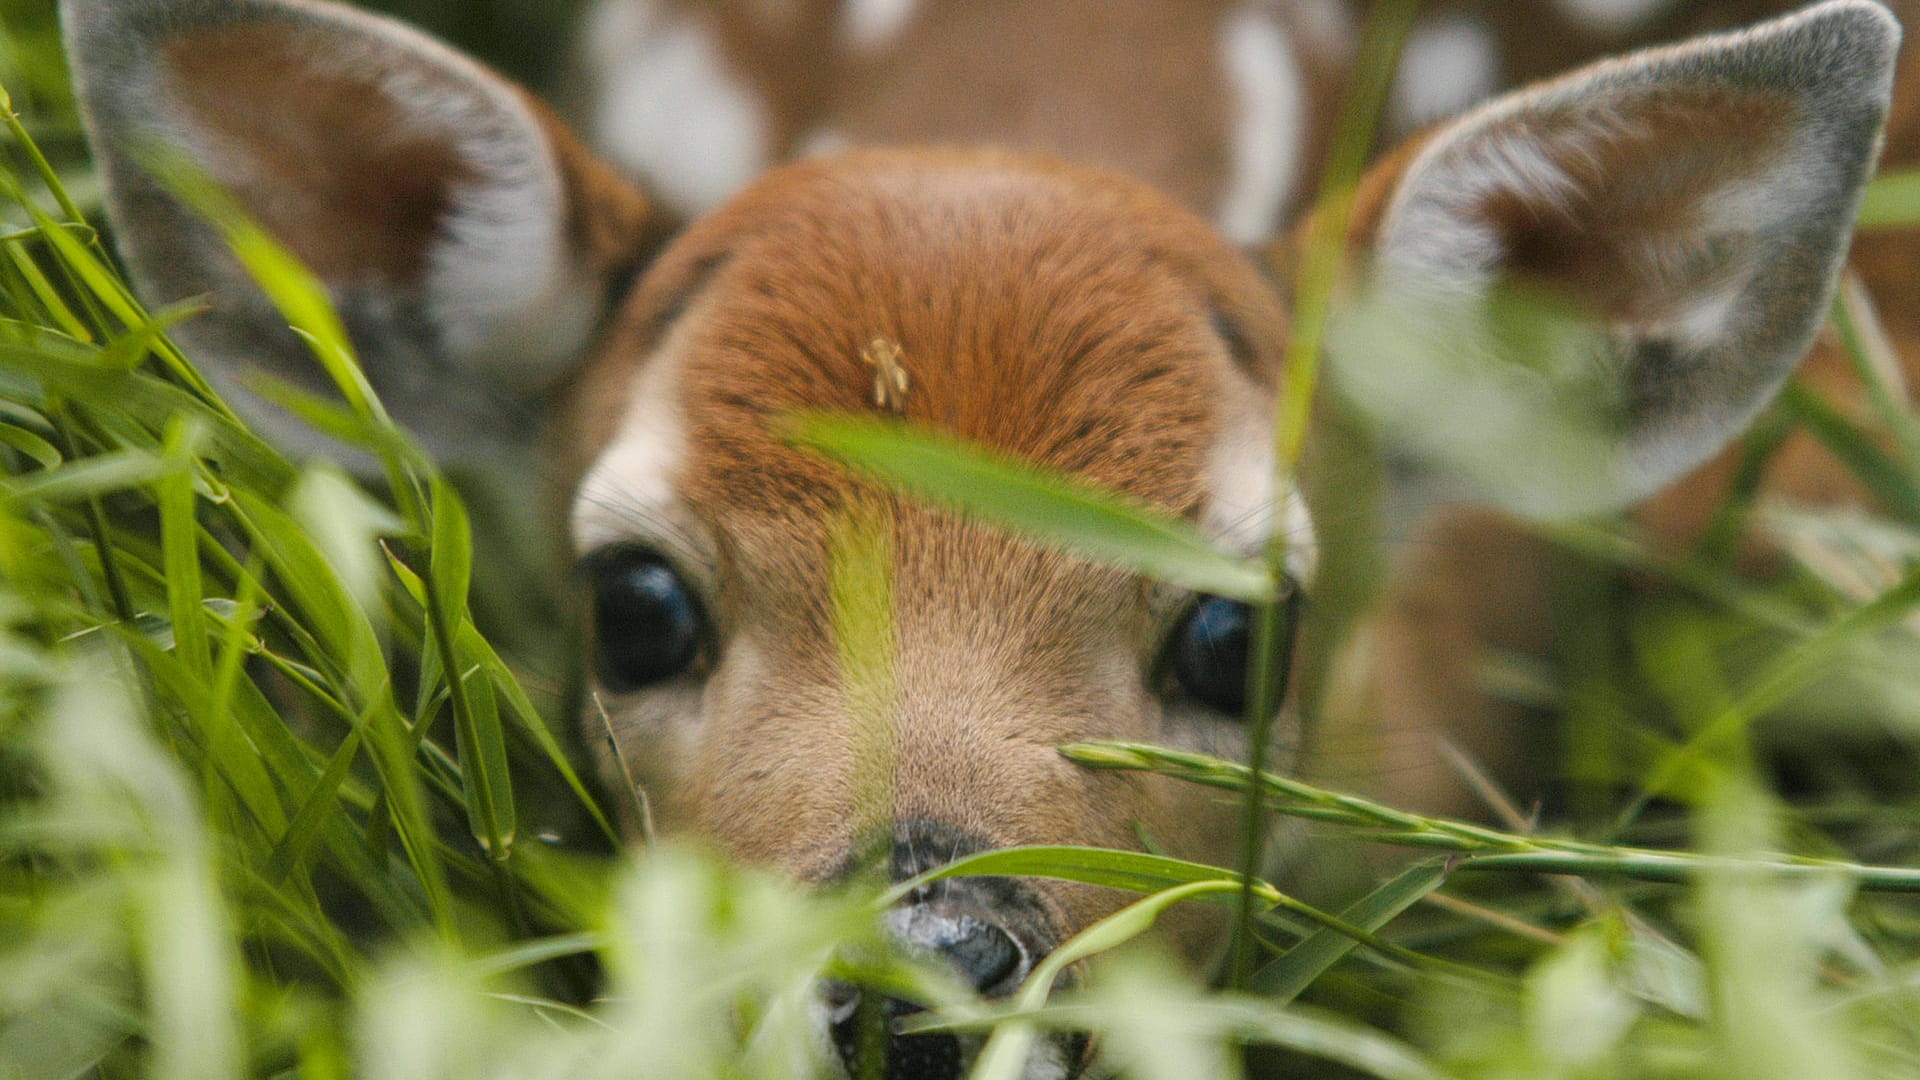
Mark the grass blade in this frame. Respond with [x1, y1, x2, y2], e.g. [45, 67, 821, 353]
[882, 846, 1281, 909]
[1065, 742, 1920, 892]
[782, 413, 1275, 602]
[426, 477, 515, 861]
[1251, 860, 1447, 1003]
[1857, 169, 1920, 229]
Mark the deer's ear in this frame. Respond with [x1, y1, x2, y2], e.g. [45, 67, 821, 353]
[61, 0, 676, 464]
[1334, 0, 1899, 519]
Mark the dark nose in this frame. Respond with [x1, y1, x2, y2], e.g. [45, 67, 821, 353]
[946, 915, 1023, 991]
[828, 915, 1028, 1080]
[829, 822, 1056, 1080]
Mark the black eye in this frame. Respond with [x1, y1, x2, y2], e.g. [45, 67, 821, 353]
[1170, 596, 1254, 714]
[585, 547, 707, 692]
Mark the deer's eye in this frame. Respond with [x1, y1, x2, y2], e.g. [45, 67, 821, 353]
[1170, 596, 1253, 714]
[584, 546, 707, 692]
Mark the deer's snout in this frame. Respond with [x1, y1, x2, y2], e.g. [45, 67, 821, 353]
[827, 821, 1083, 1080]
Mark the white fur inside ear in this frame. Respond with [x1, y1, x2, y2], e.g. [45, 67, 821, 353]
[387, 66, 598, 387]
[590, 11, 770, 216]
[1375, 136, 1563, 299]
[332, 7, 599, 391]
[1217, 4, 1304, 245]
[1357, 0, 1901, 515]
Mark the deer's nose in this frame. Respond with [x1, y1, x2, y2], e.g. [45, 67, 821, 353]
[829, 901, 1039, 1079]
[888, 899, 1033, 991]
[947, 914, 1023, 990]
[827, 822, 1069, 1079]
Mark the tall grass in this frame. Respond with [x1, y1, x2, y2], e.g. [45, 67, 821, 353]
[4, 1, 1920, 1078]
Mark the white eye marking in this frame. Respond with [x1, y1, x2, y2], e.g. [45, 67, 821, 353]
[589, 12, 769, 215]
[1391, 16, 1499, 130]
[1205, 408, 1318, 586]
[842, 0, 919, 52]
[1217, 4, 1304, 245]
[572, 340, 689, 554]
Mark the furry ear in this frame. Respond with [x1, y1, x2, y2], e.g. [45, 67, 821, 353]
[61, 0, 675, 467]
[1334, 0, 1900, 519]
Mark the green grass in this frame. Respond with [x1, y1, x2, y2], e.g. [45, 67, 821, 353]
[6, 1, 1920, 1078]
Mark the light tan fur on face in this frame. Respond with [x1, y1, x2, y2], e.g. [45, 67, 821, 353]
[563, 148, 1292, 942]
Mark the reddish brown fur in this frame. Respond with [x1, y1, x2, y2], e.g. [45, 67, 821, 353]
[559, 0, 1920, 860]
[559, 150, 1292, 942]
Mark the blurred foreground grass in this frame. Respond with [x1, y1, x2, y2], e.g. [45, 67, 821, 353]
[5, 1, 1920, 1078]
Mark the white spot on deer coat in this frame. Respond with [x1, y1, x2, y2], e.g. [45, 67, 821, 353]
[1392, 16, 1499, 130]
[842, 0, 919, 52]
[797, 128, 855, 158]
[592, 15, 769, 215]
[1217, 5, 1303, 244]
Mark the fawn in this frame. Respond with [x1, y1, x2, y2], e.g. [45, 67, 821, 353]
[62, 0, 1908, 1076]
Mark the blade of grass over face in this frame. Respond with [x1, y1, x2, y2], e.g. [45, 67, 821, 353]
[828, 505, 899, 860]
[969, 879, 1248, 1080]
[879, 846, 1287, 910]
[892, 845, 1449, 976]
[781, 412, 1275, 602]
[1231, 0, 1418, 992]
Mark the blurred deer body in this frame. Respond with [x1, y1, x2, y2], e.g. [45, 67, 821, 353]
[61, 1, 1904, 1076]
[1338, 0, 1920, 815]
[568, 0, 1354, 242]
[565, 0, 1920, 821]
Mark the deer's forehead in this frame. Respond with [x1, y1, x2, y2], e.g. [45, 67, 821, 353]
[569, 154, 1293, 576]
[696, 159, 1273, 487]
